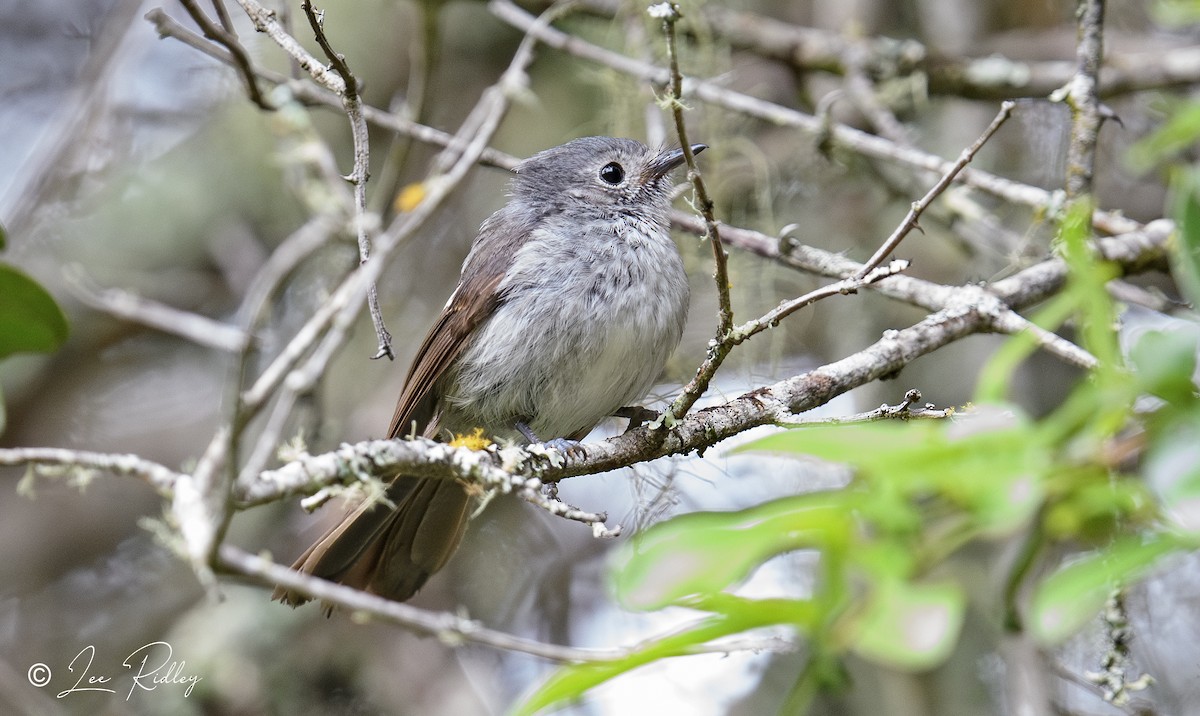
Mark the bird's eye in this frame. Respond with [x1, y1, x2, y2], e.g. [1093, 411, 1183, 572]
[599, 161, 625, 185]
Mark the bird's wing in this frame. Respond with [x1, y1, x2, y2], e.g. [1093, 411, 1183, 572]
[385, 205, 535, 439]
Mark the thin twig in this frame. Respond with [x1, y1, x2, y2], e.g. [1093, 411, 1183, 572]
[739, 260, 909, 342]
[770, 388, 953, 427]
[300, 1, 393, 360]
[233, 0, 346, 93]
[177, 0, 271, 108]
[0, 447, 183, 496]
[520, 484, 621, 538]
[228, 214, 341, 485]
[144, 7, 523, 170]
[853, 100, 1015, 279]
[654, 3, 731, 423]
[63, 266, 249, 353]
[209, 0, 236, 34]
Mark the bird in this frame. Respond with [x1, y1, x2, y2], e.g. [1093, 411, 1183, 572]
[275, 136, 702, 606]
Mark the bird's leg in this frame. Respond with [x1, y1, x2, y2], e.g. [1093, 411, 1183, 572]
[514, 420, 587, 458]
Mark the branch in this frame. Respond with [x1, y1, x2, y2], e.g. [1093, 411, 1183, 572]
[232, 0, 346, 94]
[677, 216, 1172, 323]
[227, 218, 1168, 500]
[236, 437, 535, 506]
[734, 260, 910, 344]
[1061, 0, 1108, 201]
[177, 0, 270, 108]
[63, 266, 249, 353]
[770, 388, 953, 427]
[840, 38, 913, 146]
[655, 2, 733, 422]
[853, 100, 1014, 279]
[0, 447, 183, 496]
[299, 0, 393, 360]
[218, 545, 618, 661]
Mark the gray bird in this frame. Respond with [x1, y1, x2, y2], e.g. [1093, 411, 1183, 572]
[276, 136, 702, 606]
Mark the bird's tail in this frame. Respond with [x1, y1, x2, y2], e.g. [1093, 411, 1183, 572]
[273, 477, 471, 609]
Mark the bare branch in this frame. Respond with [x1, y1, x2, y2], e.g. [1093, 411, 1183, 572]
[299, 0, 393, 360]
[177, 0, 270, 108]
[521, 487, 621, 538]
[218, 545, 615, 660]
[236, 438, 532, 506]
[679, 216, 1172, 325]
[63, 266, 249, 353]
[227, 220, 1168, 500]
[1061, 0, 1108, 201]
[990, 311, 1098, 370]
[770, 388, 953, 427]
[853, 100, 1015, 279]
[840, 38, 913, 146]
[144, 6, 525, 171]
[0, 447, 183, 496]
[232, 0, 346, 94]
[656, 2, 733, 423]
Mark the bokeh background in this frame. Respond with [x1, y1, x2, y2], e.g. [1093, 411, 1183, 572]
[0, 0, 1195, 713]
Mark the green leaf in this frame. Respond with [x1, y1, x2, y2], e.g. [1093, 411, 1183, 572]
[1059, 200, 1123, 376]
[975, 294, 1075, 403]
[1127, 101, 1200, 172]
[737, 420, 941, 465]
[1130, 328, 1200, 404]
[1170, 167, 1200, 308]
[1029, 535, 1181, 645]
[737, 420, 1043, 534]
[1144, 415, 1200, 522]
[1152, 0, 1200, 26]
[0, 264, 69, 359]
[1042, 473, 1154, 542]
[511, 610, 781, 716]
[851, 578, 965, 671]
[610, 492, 851, 611]
[0, 221, 6, 250]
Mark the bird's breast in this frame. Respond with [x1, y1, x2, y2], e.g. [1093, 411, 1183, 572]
[439, 220, 689, 441]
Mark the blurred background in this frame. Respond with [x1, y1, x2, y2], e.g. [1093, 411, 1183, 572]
[0, 0, 1195, 713]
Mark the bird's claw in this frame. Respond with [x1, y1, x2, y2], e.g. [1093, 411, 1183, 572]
[543, 437, 587, 459]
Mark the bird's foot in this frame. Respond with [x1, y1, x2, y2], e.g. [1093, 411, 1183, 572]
[515, 421, 588, 459]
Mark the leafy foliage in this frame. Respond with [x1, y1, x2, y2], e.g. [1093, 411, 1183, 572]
[514, 197, 1200, 713]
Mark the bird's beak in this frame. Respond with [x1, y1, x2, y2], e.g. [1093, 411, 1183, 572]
[647, 143, 707, 179]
